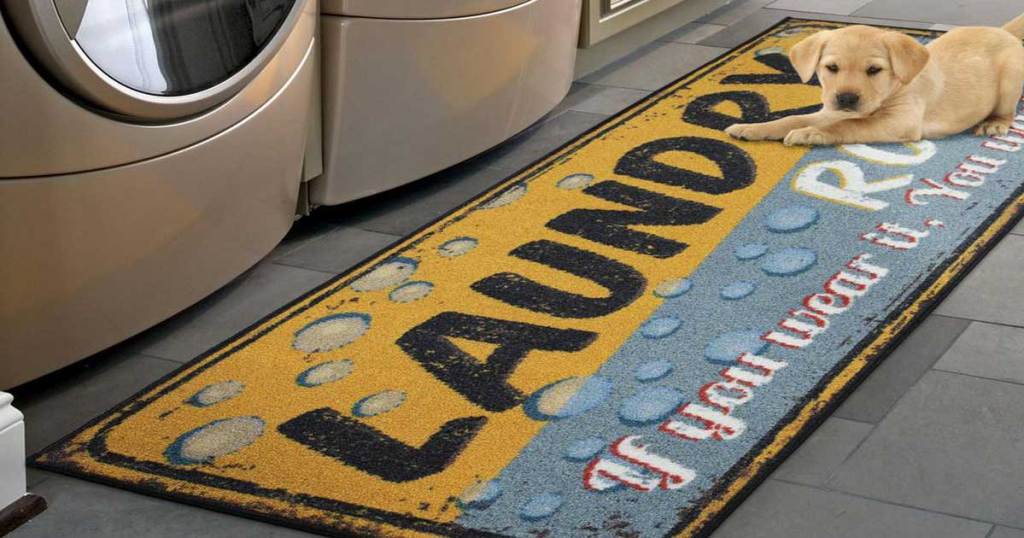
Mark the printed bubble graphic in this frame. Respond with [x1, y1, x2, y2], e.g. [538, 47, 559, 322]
[353, 390, 407, 417]
[735, 243, 769, 260]
[438, 237, 478, 258]
[524, 376, 613, 421]
[721, 281, 757, 300]
[760, 247, 818, 276]
[389, 281, 433, 303]
[187, 381, 244, 408]
[635, 360, 674, 382]
[292, 313, 370, 353]
[766, 205, 819, 233]
[296, 360, 353, 388]
[705, 330, 769, 365]
[458, 480, 502, 510]
[520, 493, 563, 521]
[557, 173, 594, 190]
[564, 437, 606, 461]
[482, 184, 527, 209]
[619, 387, 685, 425]
[654, 278, 692, 298]
[165, 416, 264, 465]
[641, 316, 682, 339]
[351, 257, 418, 292]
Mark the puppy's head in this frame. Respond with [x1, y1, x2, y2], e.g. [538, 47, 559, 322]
[789, 25, 930, 116]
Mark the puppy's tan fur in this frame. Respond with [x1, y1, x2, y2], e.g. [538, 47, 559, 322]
[726, 15, 1024, 146]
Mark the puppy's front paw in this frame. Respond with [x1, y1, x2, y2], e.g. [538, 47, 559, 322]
[974, 120, 1011, 136]
[726, 123, 774, 141]
[784, 127, 831, 146]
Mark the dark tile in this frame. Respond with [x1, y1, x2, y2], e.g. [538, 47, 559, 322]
[11, 476, 313, 537]
[771, 418, 874, 487]
[699, 8, 936, 49]
[659, 22, 728, 44]
[579, 41, 727, 91]
[553, 83, 651, 117]
[768, 0, 873, 15]
[935, 322, 1024, 387]
[830, 371, 1024, 528]
[272, 226, 400, 275]
[834, 315, 969, 423]
[936, 235, 1024, 326]
[10, 352, 179, 454]
[855, 0, 1024, 26]
[992, 527, 1024, 538]
[126, 261, 333, 363]
[697, 0, 775, 25]
[478, 111, 611, 173]
[711, 480, 990, 538]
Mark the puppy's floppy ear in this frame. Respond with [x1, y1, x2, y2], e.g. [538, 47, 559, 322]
[789, 30, 831, 82]
[883, 31, 930, 83]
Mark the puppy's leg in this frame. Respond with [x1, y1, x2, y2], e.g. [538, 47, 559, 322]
[784, 111, 922, 146]
[975, 54, 1024, 136]
[725, 113, 826, 141]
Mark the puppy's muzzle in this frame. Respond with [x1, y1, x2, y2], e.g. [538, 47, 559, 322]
[836, 92, 861, 111]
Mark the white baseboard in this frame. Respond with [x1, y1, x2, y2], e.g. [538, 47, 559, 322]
[0, 392, 27, 509]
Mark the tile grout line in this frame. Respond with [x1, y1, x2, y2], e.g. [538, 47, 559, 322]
[938, 315, 1024, 331]
[930, 368, 1024, 389]
[774, 477, 1009, 530]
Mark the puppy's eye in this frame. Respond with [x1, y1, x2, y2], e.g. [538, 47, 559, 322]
[867, 66, 883, 76]
[825, 64, 839, 73]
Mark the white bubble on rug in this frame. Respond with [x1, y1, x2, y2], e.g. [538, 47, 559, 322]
[165, 416, 264, 465]
[756, 46, 785, 57]
[389, 281, 433, 303]
[618, 387, 685, 425]
[350, 257, 418, 292]
[640, 316, 682, 339]
[564, 437, 606, 461]
[653, 277, 692, 298]
[766, 205, 819, 233]
[524, 376, 613, 420]
[720, 280, 757, 300]
[557, 173, 594, 190]
[520, 492, 563, 521]
[353, 390, 407, 417]
[481, 184, 527, 209]
[438, 237, 478, 258]
[187, 381, 244, 408]
[635, 360, 674, 382]
[458, 479, 503, 509]
[297, 360, 354, 388]
[761, 247, 817, 276]
[292, 313, 370, 353]
[705, 330, 769, 365]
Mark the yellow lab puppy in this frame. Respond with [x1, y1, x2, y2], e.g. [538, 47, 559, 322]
[726, 15, 1024, 145]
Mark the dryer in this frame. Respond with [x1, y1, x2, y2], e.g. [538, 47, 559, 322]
[0, 0, 319, 388]
[312, 0, 582, 205]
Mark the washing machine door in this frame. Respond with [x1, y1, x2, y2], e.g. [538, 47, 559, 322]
[4, 0, 301, 121]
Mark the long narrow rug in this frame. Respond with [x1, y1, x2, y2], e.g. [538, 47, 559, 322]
[34, 19, 1024, 538]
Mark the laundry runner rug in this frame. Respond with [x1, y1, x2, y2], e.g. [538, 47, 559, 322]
[34, 19, 1024, 537]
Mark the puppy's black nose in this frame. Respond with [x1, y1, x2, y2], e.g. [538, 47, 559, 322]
[836, 92, 860, 110]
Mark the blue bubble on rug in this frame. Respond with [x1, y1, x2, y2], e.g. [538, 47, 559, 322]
[389, 281, 433, 303]
[292, 313, 371, 353]
[766, 205, 819, 233]
[438, 237, 478, 258]
[618, 387, 685, 425]
[564, 437, 606, 461]
[705, 330, 769, 365]
[524, 376, 613, 420]
[720, 281, 757, 300]
[734, 243, 769, 260]
[187, 381, 244, 407]
[653, 278, 692, 298]
[635, 360, 673, 382]
[352, 390, 406, 417]
[640, 316, 682, 339]
[520, 493, 563, 521]
[165, 417, 264, 465]
[458, 480, 503, 510]
[760, 247, 818, 276]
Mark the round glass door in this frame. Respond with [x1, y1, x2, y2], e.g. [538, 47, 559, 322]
[65, 0, 297, 96]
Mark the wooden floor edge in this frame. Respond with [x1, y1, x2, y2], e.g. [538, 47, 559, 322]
[0, 494, 46, 537]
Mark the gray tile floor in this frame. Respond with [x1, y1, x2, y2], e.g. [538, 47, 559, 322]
[10, 1, 1024, 536]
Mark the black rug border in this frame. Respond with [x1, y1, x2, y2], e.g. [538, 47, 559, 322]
[29, 18, 1001, 538]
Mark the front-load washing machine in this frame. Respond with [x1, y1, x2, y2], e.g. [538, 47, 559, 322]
[0, 0, 319, 388]
[312, 0, 582, 205]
